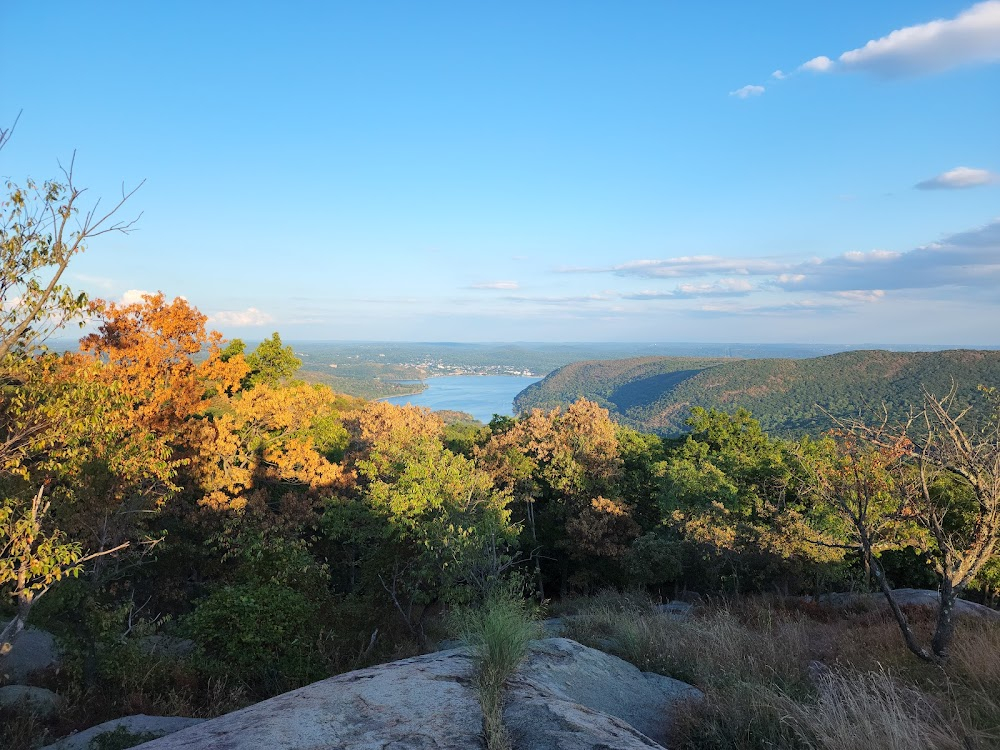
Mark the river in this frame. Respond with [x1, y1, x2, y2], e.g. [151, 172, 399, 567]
[383, 375, 541, 423]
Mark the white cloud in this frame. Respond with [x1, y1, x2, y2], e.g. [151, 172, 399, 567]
[833, 290, 886, 303]
[841, 249, 902, 262]
[470, 281, 519, 290]
[730, 84, 765, 98]
[608, 255, 788, 279]
[208, 307, 274, 326]
[677, 278, 754, 296]
[800, 55, 834, 72]
[771, 69, 786, 80]
[801, 2, 1000, 77]
[120, 289, 151, 305]
[624, 278, 754, 300]
[916, 166, 998, 190]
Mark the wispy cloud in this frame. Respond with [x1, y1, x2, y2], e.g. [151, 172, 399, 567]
[573, 256, 789, 279]
[557, 220, 1000, 310]
[771, 70, 787, 80]
[916, 166, 998, 190]
[623, 279, 754, 300]
[773, 220, 1000, 292]
[503, 293, 608, 307]
[691, 299, 854, 318]
[730, 84, 765, 98]
[209, 307, 274, 326]
[470, 281, 519, 290]
[799, 1, 1000, 77]
[74, 273, 115, 291]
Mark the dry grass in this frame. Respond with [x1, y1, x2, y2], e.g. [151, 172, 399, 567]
[788, 666, 967, 750]
[560, 592, 1000, 750]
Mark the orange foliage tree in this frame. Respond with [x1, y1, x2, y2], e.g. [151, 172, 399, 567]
[477, 399, 633, 593]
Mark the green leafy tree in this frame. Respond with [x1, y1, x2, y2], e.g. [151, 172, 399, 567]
[326, 403, 514, 640]
[244, 332, 301, 388]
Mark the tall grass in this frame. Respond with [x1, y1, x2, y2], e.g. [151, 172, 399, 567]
[788, 666, 966, 750]
[454, 591, 539, 750]
[558, 592, 1000, 750]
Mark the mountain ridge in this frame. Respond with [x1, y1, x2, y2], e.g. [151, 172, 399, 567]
[513, 349, 1000, 437]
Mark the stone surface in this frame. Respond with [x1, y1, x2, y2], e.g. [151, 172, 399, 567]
[508, 638, 703, 747]
[814, 588, 1000, 620]
[0, 627, 61, 683]
[0, 684, 62, 717]
[133, 648, 484, 749]
[39, 716, 205, 750]
[130, 638, 701, 750]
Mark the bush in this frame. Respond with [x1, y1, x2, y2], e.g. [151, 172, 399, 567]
[184, 583, 324, 692]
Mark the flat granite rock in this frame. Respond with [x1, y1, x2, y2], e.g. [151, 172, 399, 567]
[131, 639, 701, 750]
[133, 648, 484, 750]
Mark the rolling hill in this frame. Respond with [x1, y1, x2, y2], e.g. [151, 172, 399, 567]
[513, 350, 1000, 437]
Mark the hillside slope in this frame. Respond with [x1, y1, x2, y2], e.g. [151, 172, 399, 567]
[513, 350, 1000, 437]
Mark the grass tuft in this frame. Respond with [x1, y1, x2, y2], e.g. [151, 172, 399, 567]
[454, 590, 539, 750]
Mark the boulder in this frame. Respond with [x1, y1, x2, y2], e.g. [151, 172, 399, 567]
[38, 715, 205, 750]
[0, 627, 61, 683]
[0, 684, 62, 717]
[507, 638, 703, 747]
[129, 639, 701, 750]
[132, 648, 484, 749]
[814, 588, 1000, 620]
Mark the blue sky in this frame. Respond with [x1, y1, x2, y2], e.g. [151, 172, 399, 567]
[2, 1, 998, 344]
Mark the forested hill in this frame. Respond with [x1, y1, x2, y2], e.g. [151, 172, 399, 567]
[513, 349, 1000, 437]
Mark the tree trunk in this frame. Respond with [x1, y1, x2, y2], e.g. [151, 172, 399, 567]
[866, 544, 937, 663]
[931, 579, 957, 659]
[0, 596, 33, 649]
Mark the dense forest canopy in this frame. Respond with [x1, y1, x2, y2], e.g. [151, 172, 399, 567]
[515, 351, 1000, 437]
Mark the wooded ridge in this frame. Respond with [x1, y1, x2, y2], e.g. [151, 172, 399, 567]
[514, 350, 1000, 437]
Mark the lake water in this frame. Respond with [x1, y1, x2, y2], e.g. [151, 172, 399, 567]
[383, 375, 541, 423]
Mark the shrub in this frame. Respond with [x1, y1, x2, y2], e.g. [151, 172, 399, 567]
[184, 583, 324, 692]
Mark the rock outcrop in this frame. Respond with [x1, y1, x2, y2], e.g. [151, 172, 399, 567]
[506, 638, 703, 749]
[0, 627, 62, 683]
[813, 588, 1000, 620]
[132, 638, 701, 750]
[0, 684, 62, 717]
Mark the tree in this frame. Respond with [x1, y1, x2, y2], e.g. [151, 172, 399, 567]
[1, 129, 142, 644]
[476, 399, 626, 594]
[812, 389, 1000, 662]
[1, 126, 142, 359]
[328, 402, 514, 639]
[244, 332, 301, 388]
